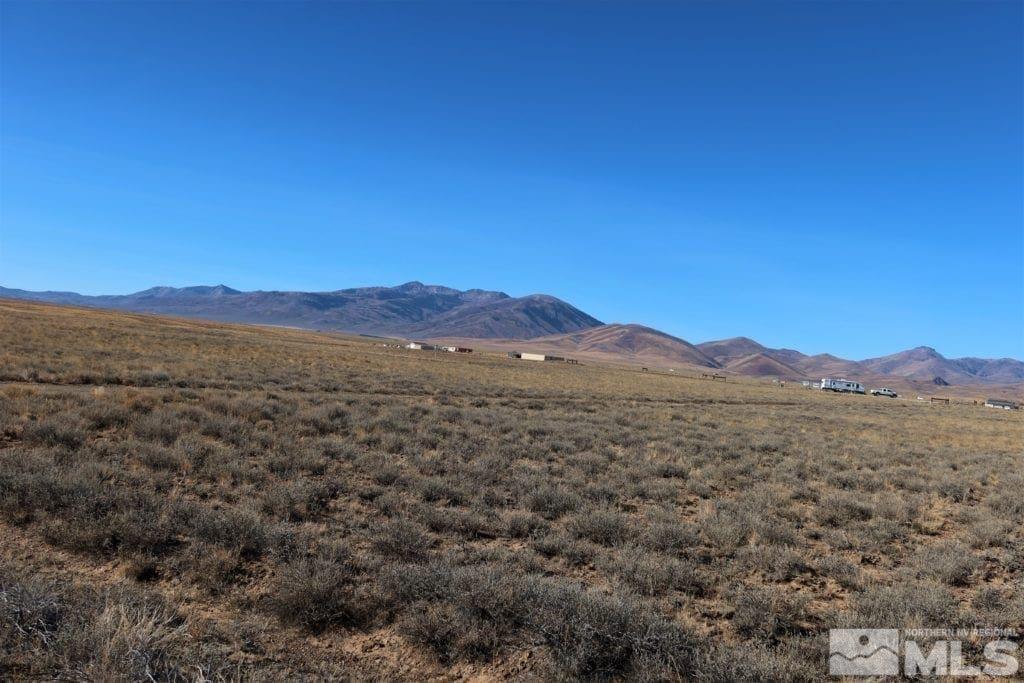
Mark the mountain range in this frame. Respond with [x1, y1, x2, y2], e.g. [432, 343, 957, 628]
[693, 336, 1024, 385]
[0, 282, 600, 340]
[3, 282, 1021, 386]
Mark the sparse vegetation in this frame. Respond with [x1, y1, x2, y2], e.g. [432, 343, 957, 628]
[0, 299, 1021, 679]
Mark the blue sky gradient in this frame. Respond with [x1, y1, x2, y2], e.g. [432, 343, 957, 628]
[1, 1, 1021, 358]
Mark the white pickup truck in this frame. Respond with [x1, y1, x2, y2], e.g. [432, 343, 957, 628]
[871, 387, 898, 398]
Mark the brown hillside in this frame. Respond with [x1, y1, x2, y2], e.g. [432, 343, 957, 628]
[695, 336, 767, 363]
[434, 324, 720, 369]
[724, 352, 806, 378]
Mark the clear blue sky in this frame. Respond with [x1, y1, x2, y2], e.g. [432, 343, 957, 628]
[1, 1, 1021, 359]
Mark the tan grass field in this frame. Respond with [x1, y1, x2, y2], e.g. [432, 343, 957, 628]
[1, 298, 1021, 680]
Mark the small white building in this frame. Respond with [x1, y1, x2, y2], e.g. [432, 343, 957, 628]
[520, 353, 566, 362]
[985, 398, 1019, 410]
[405, 342, 437, 351]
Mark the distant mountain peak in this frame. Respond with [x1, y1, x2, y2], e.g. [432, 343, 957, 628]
[393, 281, 456, 295]
[131, 284, 240, 297]
[464, 287, 510, 299]
[391, 281, 509, 301]
[394, 280, 445, 292]
[191, 284, 240, 296]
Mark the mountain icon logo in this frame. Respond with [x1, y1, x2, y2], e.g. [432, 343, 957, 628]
[829, 629, 900, 676]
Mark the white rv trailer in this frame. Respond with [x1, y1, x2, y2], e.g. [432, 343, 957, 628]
[820, 378, 865, 394]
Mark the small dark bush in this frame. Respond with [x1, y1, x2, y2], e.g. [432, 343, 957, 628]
[380, 562, 699, 679]
[272, 555, 369, 632]
[22, 417, 85, 450]
[737, 545, 810, 582]
[603, 547, 707, 597]
[298, 404, 350, 435]
[568, 509, 629, 547]
[132, 411, 187, 446]
[642, 521, 700, 555]
[818, 493, 875, 526]
[187, 506, 271, 560]
[504, 511, 545, 539]
[80, 403, 131, 430]
[913, 542, 980, 586]
[732, 587, 806, 642]
[842, 582, 962, 629]
[525, 485, 582, 520]
[701, 506, 752, 553]
[816, 555, 861, 590]
[416, 477, 470, 506]
[372, 519, 433, 561]
[400, 600, 505, 663]
[0, 564, 233, 679]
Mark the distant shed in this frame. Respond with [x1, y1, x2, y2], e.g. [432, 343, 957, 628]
[985, 398, 1019, 410]
[519, 353, 569, 362]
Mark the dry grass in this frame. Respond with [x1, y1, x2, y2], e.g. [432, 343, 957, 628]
[1, 299, 1021, 680]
